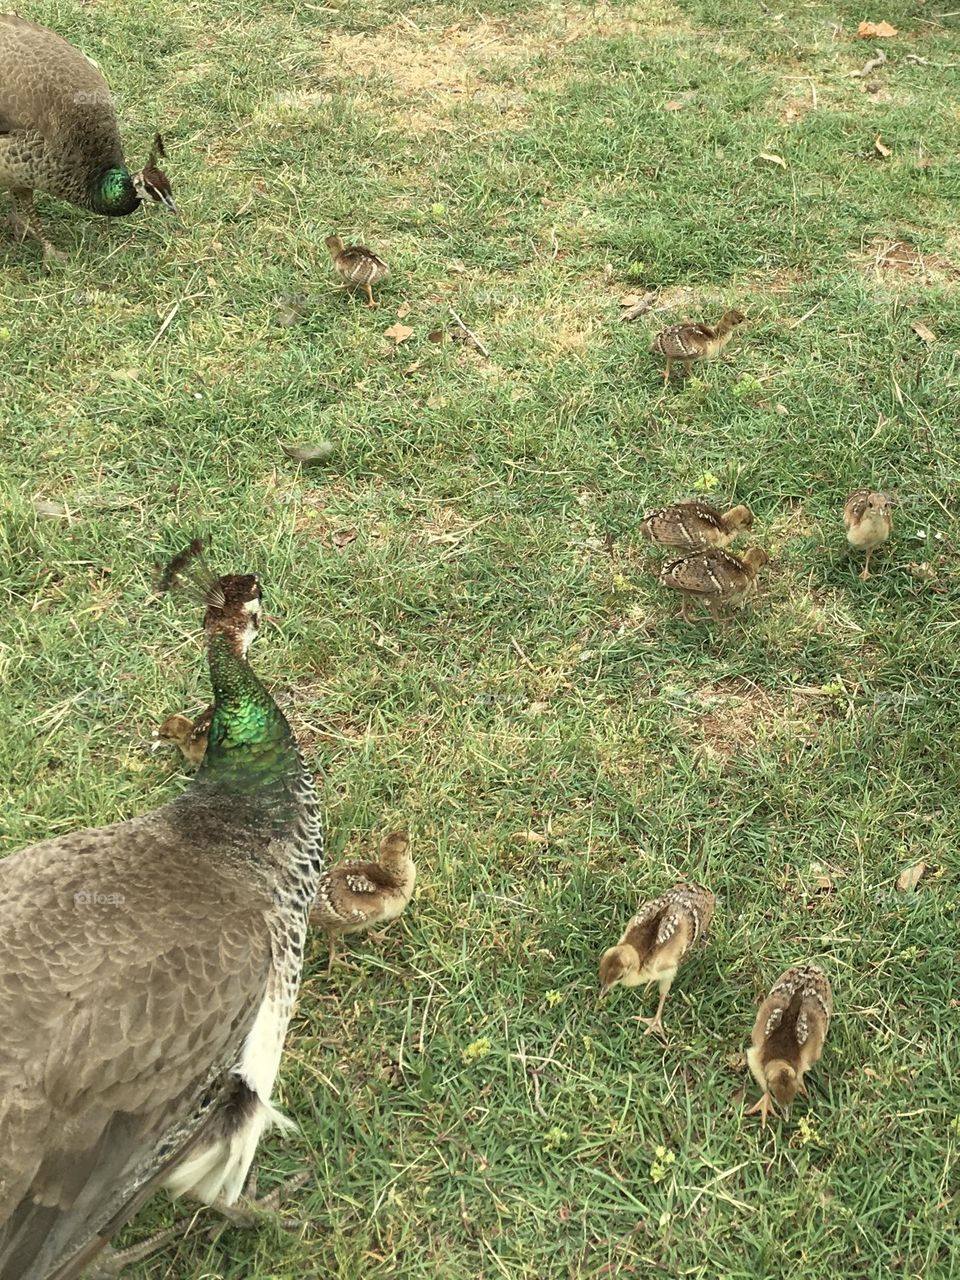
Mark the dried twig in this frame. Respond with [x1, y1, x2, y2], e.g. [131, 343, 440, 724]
[850, 48, 887, 77]
[145, 302, 179, 354]
[449, 307, 490, 357]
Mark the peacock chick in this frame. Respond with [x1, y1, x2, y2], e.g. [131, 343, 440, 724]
[843, 489, 892, 580]
[746, 963, 832, 1129]
[640, 500, 753, 551]
[659, 546, 768, 622]
[0, 14, 176, 263]
[325, 234, 390, 307]
[599, 883, 715, 1038]
[310, 832, 415, 971]
[154, 705, 214, 768]
[650, 309, 746, 383]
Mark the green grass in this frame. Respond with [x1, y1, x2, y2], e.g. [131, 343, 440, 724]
[2, 0, 960, 1275]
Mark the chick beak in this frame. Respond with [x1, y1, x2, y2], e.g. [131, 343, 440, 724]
[598, 983, 612, 1002]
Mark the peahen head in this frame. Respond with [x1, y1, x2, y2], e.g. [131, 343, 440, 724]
[97, 134, 176, 216]
[158, 540, 292, 770]
[202, 573, 263, 658]
[132, 134, 177, 212]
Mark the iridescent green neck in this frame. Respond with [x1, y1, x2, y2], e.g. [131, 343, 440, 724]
[90, 167, 139, 216]
[196, 632, 296, 792]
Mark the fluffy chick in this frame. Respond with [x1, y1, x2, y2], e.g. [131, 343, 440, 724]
[843, 489, 892, 580]
[599, 883, 716, 1038]
[659, 546, 768, 622]
[325, 234, 390, 307]
[746, 963, 832, 1128]
[640, 500, 753, 550]
[650, 309, 746, 382]
[310, 831, 416, 971]
[153, 705, 214, 768]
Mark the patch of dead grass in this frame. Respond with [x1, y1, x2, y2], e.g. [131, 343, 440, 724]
[857, 236, 958, 284]
[681, 676, 825, 763]
[312, 3, 687, 134]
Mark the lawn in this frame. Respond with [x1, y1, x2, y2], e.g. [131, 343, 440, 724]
[2, 0, 960, 1275]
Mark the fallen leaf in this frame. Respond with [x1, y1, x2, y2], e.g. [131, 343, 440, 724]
[396, 302, 411, 319]
[863, 1066, 880, 1080]
[895, 861, 926, 892]
[620, 294, 657, 321]
[332, 528, 358, 550]
[427, 329, 446, 343]
[282, 441, 335, 464]
[857, 20, 897, 37]
[808, 861, 835, 893]
[911, 321, 937, 343]
[511, 831, 549, 845]
[33, 498, 69, 519]
[402, 360, 424, 375]
[619, 292, 642, 307]
[759, 152, 788, 169]
[383, 322, 414, 344]
[874, 135, 892, 158]
[663, 100, 683, 111]
[775, 403, 790, 416]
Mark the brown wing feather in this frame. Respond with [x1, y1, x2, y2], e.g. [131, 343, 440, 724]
[0, 812, 273, 1279]
[624, 883, 715, 968]
[641, 501, 727, 548]
[651, 323, 717, 357]
[843, 488, 873, 528]
[661, 548, 746, 596]
[0, 14, 125, 169]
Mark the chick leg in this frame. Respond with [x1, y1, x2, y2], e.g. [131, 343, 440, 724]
[663, 357, 672, 384]
[636, 979, 671, 1038]
[8, 188, 67, 265]
[859, 549, 873, 581]
[682, 360, 694, 378]
[364, 281, 376, 308]
[680, 596, 695, 623]
[745, 1092, 775, 1129]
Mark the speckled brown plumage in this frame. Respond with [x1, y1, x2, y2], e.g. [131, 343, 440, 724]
[0, 13, 174, 261]
[640, 500, 753, 550]
[0, 562, 322, 1279]
[599, 883, 716, 1037]
[650, 309, 745, 382]
[843, 488, 892, 580]
[659, 545, 768, 622]
[746, 963, 832, 1128]
[325, 234, 390, 306]
[310, 832, 415, 971]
